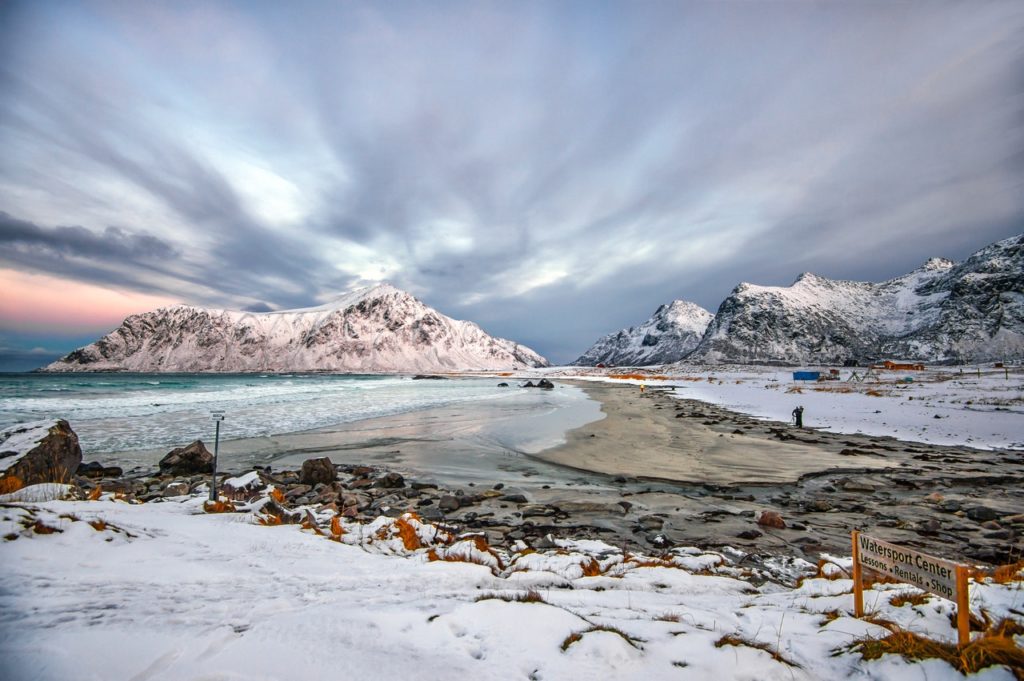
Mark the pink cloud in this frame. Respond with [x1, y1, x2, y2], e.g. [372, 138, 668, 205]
[0, 269, 181, 334]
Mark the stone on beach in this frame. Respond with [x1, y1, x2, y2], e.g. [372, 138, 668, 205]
[757, 511, 786, 529]
[0, 420, 82, 489]
[159, 440, 214, 476]
[300, 457, 336, 485]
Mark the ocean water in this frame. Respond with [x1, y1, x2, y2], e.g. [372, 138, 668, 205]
[0, 373, 541, 458]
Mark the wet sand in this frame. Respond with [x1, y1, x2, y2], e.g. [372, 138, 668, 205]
[531, 383, 895, 484]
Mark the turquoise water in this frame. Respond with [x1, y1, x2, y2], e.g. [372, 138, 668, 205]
[0, 373, 526, 457]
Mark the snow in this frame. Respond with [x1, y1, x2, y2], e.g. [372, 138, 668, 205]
[1, 496, 1020, 680]
[574, 300, 713, 366]
[0, 420, 51, 474]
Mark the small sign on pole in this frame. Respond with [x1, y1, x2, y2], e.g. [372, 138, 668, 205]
[852, 530, 971, 646]
[209, 411, 225, 502]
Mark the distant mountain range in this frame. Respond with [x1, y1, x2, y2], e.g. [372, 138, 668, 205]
[43, 284, 548, 373]
[574, 233, 1023, 366]
[572, 301, 713, 366]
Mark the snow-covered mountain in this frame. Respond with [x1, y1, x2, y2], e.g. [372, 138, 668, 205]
[572, 301, 713, 366]
[43, 284, 548, 373]
[687, 233, 1023, 365]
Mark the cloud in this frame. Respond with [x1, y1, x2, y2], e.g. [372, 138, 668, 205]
[0, 0, 1022, 363]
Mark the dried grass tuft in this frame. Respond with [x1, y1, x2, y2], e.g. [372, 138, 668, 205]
[88, 519, 107, 532]
[561, 625, 644, 652]
[716, 634, 800, 667]
[850, 619, 1024, 679]
[476, 590, 546, 604]
[889, 591, 930, 607]
[87, 486, 103, 501]
[0, 475, 24, 495]
[204, 500, 236, 514]
[395, 515, 422, 551]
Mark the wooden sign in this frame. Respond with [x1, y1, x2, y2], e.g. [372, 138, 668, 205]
[852, 531, 970, 646]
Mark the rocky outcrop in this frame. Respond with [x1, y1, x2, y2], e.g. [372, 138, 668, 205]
[158, 441, 214, 476]
[685, 233, 1023, 365]
[0, 420, 82, 489]
[42, 283, 548, 373]
[573, 300, 713, 366]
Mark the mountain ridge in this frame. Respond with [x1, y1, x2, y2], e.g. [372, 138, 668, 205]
[43, 284, 549, 373]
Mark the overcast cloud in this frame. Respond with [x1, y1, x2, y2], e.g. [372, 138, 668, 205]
[1, 0, 1022, 366]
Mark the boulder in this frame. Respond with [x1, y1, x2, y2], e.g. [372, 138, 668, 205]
[77, 461, 123, 479]
[438, 495, 461, 512]
[537, 379, 555, 389]
[377, 472, 405, 489]
[159, 441, 214, 476]
[757, 511, 787, 529]
[0, 420, 82, 490]
[162, 481, 190, 497]
[300, 457, 336, 485]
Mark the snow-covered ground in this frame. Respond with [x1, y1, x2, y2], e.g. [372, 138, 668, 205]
[1, 491, 1021, 680]
[552, 366, 1024, 450]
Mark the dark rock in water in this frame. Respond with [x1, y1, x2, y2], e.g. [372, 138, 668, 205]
[159, 440, 213, 476]
[497, 382, 509, 387]
[412, 375, 447, 380]
[965, 506, 1000, 522]
[300, 457, 336, 485]
[79, 461, 124, 479]
[0, 419, 82, 487]
[493, 483, 504, 490]
[438, 495, 460, 512]
[411, 481, 438, 490]
[737, 530, 762, 540]
[536, 379, 555, 389]
[521, 381, 535, 388]
[500, 493, 528, 504]
[637, 515, 665, 531]
[377, 472, 405, 489]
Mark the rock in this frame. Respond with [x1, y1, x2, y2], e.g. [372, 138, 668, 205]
[159, 440, 214, 476]
[77, 461, 105, 478]
[537, 379, 555, 389]
[637, 515, 665, 531]
[300, 457, 336, 486]
[412, 375, 447, 380]
[647, 533, 672, 549]
[617, 501, 633, 513]
[983, 529, 1012, 540]
[500, 493, 528, 503]
[965, 506, 1000, 522]
[377, 472, 405, 489]
[938, 499, 962, 513]
[162, 481, 190, 497]
[411, 482, 438, 490]
[757, 511, 786, 529]
[737, 530, 762, 540]
[493, 483, 505, 490]
[534, 535, 559, 549]
[916, 519, 941, 535]
[521, 381, 535, 388]
[438, 495, 460, 512]
[497, 382, 509, 387]
[0, 420, 82, 487]
[804, 500, 832, 513]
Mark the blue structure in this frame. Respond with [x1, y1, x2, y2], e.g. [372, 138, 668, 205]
[792, 371, 821, 381]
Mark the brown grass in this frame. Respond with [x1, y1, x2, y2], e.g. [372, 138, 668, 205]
[330, 515, 345, 538]
[581, 558, 602, 577]
[0, 475, 24, 495]
[889, 591, 930, 607]
[561, 625, 644, 652]
[32, 520, 61, 534]
[715, 634, 800, 668]
[476, 590, 546, 604]
[88, 519, 107, 532]
[972, 560, 1024, 585]
[395, 515, 422, 550]
[269, 488, 285, 503]
[257, 513, 283, 526]
[204, 500, 236, 513]
[850, 619, 1024, 679]
[87, 486, 102, 501]
[786, 386, 803, 394]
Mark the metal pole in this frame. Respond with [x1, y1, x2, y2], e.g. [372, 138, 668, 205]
[210, 419, 220, 502]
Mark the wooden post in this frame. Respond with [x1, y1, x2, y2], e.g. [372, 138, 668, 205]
[852, 530, 864, 617]
[956, 566, 970, 647]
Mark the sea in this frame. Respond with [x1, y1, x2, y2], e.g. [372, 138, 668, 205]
[0, 373, 600, 479]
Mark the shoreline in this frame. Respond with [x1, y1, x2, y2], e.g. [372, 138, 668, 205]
[72, 378, 1023, 566]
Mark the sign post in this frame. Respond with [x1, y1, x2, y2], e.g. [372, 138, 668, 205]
[209, 411, 225, 502]
[852, 531, 970, 646]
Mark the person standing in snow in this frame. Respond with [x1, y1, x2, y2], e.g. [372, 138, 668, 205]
[792, 405, 804, 428]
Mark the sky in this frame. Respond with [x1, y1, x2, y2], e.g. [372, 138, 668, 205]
[1, 0, 1022, 370]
